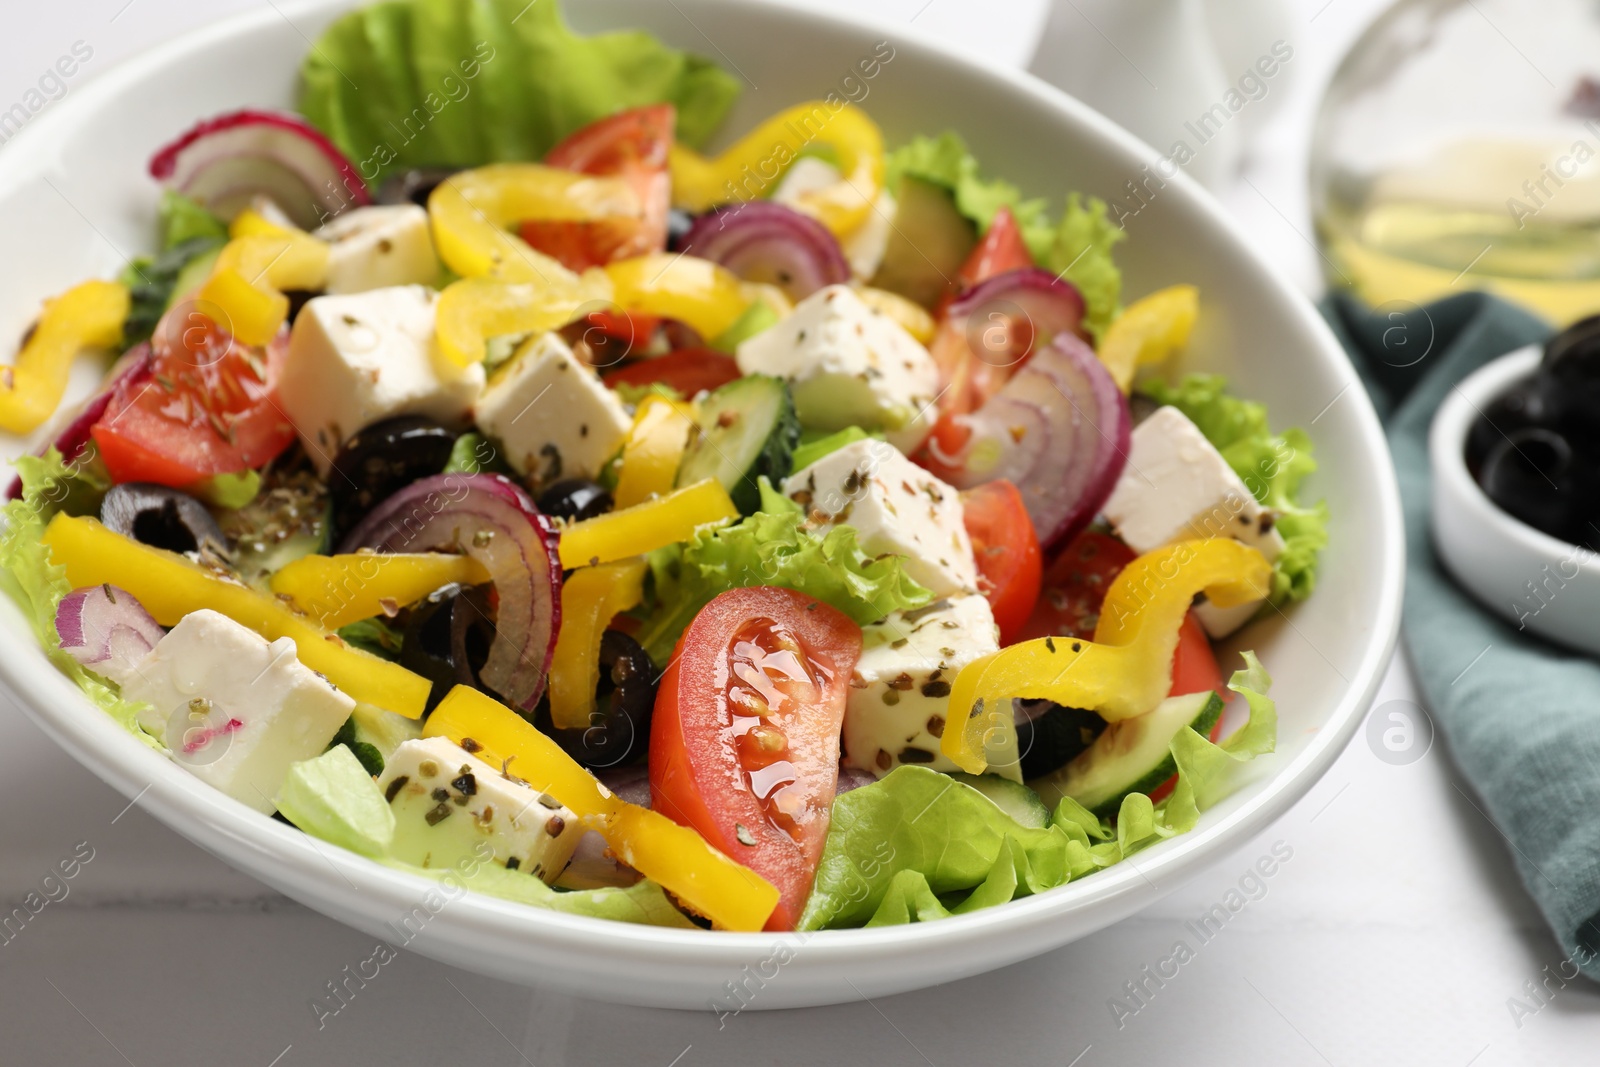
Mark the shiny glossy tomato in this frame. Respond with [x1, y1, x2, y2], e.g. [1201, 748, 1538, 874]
[960, 480, 1042, 646]
[519, 105, 674, 271]
[601, 348, 742, 397]
[90, 311, 295, 486]
[957, 206, 1034, 289]
[650, 587, 862, 931]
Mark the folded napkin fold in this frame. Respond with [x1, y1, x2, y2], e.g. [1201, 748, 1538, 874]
[1324, 291, 1600, 976]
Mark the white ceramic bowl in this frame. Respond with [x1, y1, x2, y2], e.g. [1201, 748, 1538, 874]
[1431, 345, 1600, 653]
[0, 0, 1403, 1009]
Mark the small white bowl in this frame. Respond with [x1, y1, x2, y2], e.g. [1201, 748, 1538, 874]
[1431, 345, 1600, 653]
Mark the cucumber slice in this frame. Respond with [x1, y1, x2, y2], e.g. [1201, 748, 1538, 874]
[950, 773, 1051, 829]
[1031, 691, 1224, 816]
[676, 374, 799, 514]
[868, 176, 977, 308]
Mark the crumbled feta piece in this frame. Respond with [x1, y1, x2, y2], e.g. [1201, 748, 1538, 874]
[279, 285, 484, 469]
[378, 736, 581, 884]
[314, 205, 440, 294]
[737, 284, 939, 453]
[843, 594, 999, 776]
[123, 609, 354, 814]
[1101, 405, 1285, 637]
[781, 438, 977, 597]
[472, 332, 632, 488]
[772, 156, 845, 204]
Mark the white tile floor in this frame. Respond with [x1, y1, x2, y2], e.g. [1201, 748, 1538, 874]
[4, 2, 1598, 1064]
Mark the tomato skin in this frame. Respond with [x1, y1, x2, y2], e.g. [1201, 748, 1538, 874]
[519, 105, 674, 271]
[91, 314, 295, 486]
[650, 587, 862, 931]
[960, 480, 1042, 646]
[957, 206, 1034, 289]
[601, 348, 741, 397]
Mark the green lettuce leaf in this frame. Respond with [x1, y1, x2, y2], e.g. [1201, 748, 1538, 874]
[0, 448, 159, 747]
[158, 190, 228, 250]
[797, 653, 1275, 930]
[636, 479, 933, 663]
[384, 859, 699, 928]
[299, 0, 743, 184]
[884, 131, 1124, 337]
[1140, 374, 1329, 605]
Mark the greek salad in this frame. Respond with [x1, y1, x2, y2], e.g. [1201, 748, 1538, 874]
[0, 0, 1326, 933]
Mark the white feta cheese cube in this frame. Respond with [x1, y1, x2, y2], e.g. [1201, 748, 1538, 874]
[472, 332, 632, 487]
[782, 438, 978, 598]
[737, 284, 939, 453]
[314, 205, 440, 294]
[279, 285, 484, 469]
[123, 609, 354, 814]
[378, 736, 581, 884]
[1101, 405, 1285, 638]
[843, 594, 999, 776]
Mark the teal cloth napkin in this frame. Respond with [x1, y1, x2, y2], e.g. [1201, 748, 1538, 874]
[1323, 291, 1600, 975]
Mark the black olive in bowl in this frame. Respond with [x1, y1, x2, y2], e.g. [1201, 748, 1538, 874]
[536, 478, 614, 523]
[374, 167, 461, 209]
[100, 483, 226, 554]
[328, 416, 461, 542]
[399, 582, 497, 713]
[1477, 428, 1588, 543]
[534, 630, 656, 770]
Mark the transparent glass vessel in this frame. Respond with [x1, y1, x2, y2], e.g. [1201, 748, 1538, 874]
[1311, 0, 1600, 325]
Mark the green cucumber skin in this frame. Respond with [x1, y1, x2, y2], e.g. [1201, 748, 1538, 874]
[1093, 694, 1225, 817]
[678, 375, 799, 515]
[949, 772, 1051, 829]
[1030, 692, 1224, 817]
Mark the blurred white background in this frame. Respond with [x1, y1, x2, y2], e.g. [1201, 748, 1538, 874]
[1, 2, 1596, 1065]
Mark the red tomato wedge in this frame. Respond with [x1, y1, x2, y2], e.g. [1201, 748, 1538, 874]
[91, 310, 295, 486]
[519, 105, 674, 271]
[960, 480, 1042, 646]
[957, 206, 1034, 289]
[601, 348, 742, 397]
[650, 587, 862, 931]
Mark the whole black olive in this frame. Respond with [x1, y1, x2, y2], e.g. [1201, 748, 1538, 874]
[536, 478, 614, 523]
[399, 583, 497, 712]
[328, 416, 461, 542]
[665, 208, 696, 252]
[1478, 427, 1585, 541]
[1466, 374, 1556, 475]
[1542, 313, 1600, 432]
[536, 630, 657, 769]
[1013, 700, 1107, 780]
[100, 483, 226, 555]
[374, 167, 462, 209]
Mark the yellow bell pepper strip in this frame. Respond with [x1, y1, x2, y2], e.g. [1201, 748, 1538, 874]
[854, 285, 936, 344]
[435, 270, 613, 370]
[546, 558, 649, 730]
[669, 102, 886, 237]
[0, 280, 128, 434]
[41, 514, 432, 718]
[198, 230, 330, 345]
[942, 539, 1271, 773]
[228, 207, 300, 240]
[1096, 284, 1200, 393]
[426, 163, 639, 282]
[603, 253, 749, 340]
[269, 552, 491, 630]
[425, 684, 780, 931]
[613, 395, 697, 509]
[557, 478, 738, 569]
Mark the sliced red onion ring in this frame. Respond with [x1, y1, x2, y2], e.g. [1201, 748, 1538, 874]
[6, 345, 153, 500]
[945, 267, 1088, 372]
[149, 110, 371, 229]
[56, 584, 165, 685]
[940, 332, 1130, 552]
[338, 473, 562, 711]
[679, 201, 850, 301]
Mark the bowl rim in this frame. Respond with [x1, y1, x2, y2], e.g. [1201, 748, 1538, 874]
[0, 0, 1407, 984]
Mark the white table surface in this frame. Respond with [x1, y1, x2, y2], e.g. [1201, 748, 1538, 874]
[4, 1, 1598, 1064]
